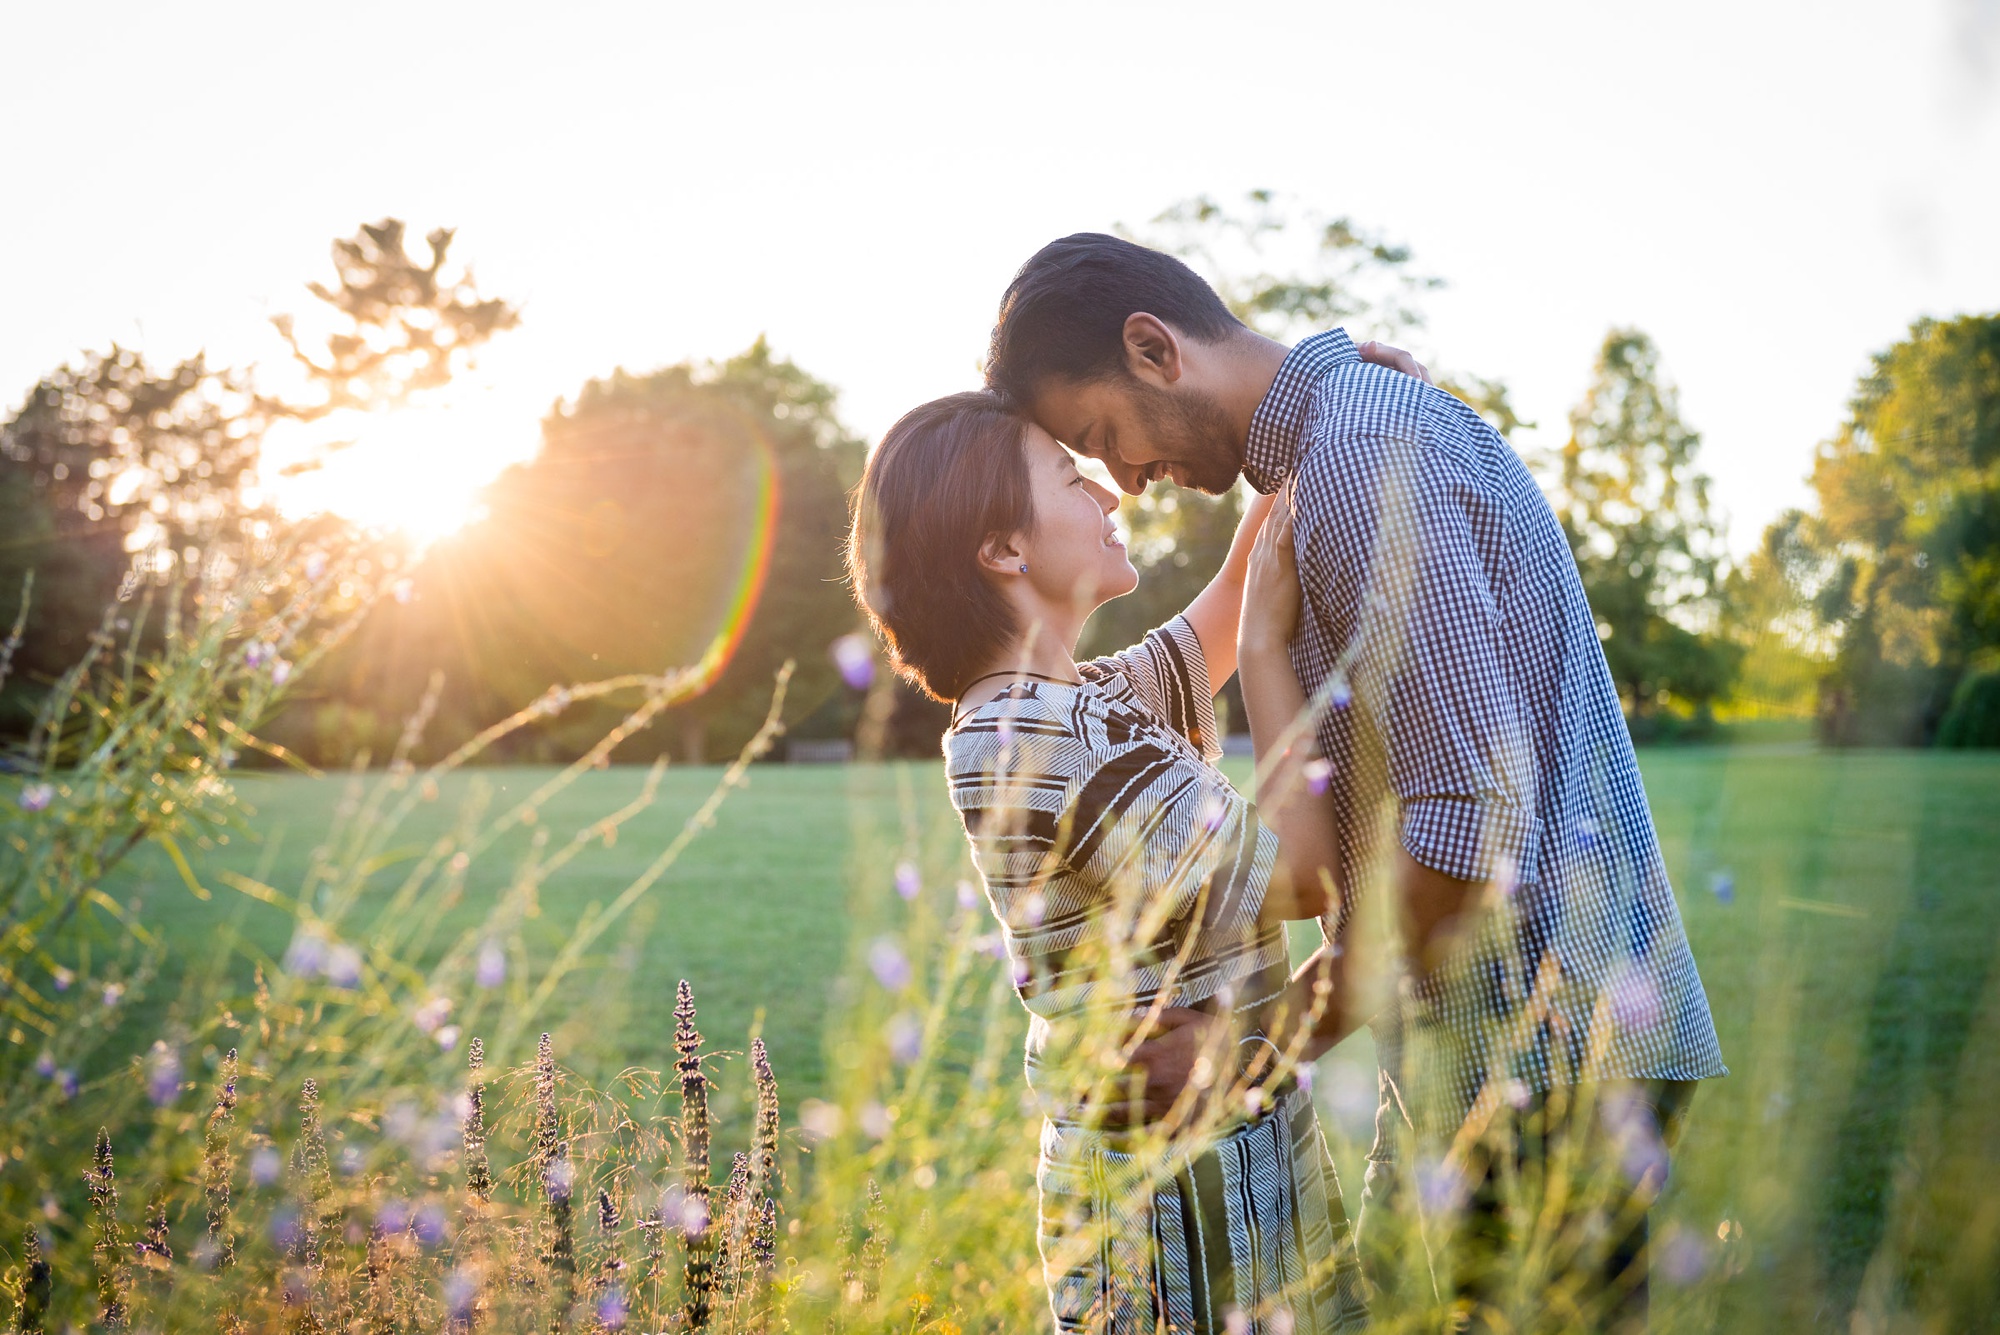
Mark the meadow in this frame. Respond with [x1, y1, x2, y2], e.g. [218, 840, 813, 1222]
[99, 742, 2000, 1330]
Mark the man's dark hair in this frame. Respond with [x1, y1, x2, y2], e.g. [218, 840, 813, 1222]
[985, 233, 1242, 403]
[846, 392, 1036, 702]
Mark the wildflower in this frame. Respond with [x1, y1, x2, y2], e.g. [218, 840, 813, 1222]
[52, 965, 73, 991]
[886, 1012, 923, 1065]
[464, 1038, 492, 1204]
[292, 1079, 332, 1269]
[270, 658, 292, 686]
[1415, 1154, 1469, 1216]
[101, 982, 124, 1007]
[34, 1051, 55, 1078]
[674, 982, 714, 1328]
[18, 1228, 51, 1329]
[203, 1051, 238, 1270]
[894, 860, 921, 901]
[868, 937, 911, 991]
[1199, 790, 1230, 832]
[1608, 958, 1664, 1032]
[323, 944, 362, 989]
[58, 1068, 78, 1099]
[597, 1286, 630, 1330]
[1302, 757, 1333, 796]
[376, 1197, 413, 1236]
[442, 1265, 481, 1326]
[413, 1201, 449, 1247]
[1492, 853, 1519, 901]
[1710, 868, 1736, 905]
[283, 930, 329, 977]
[1657, 1224, 1710, 1284]
[435, 1024, 462, 1051]
[146, 1041, 182, 1107]
[243, 641, 271, 668]
[543, 1140, 578, 1300]
[1020, 890, 1046, 927]
[751, 1037, 782, 1248]
[831, 632, 875, 691]
[250, 1146, 282, 1188]
[414, 995, 453, 1034]
[270, 1206, 304, 1254]
[87, 1128, 127, 1327]
[475, 939, 506, 988]
[859, 1101, 891, 1141]
[1575, 815, 1601, 850]
[798, 1099, 844, 1141]
[1329, 676, 1353, 709]
[956, 878, 981, 910]
[18, 781, 53, 812]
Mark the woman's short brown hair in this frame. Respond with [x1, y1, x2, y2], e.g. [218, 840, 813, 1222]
[847, 392, 1035, 702]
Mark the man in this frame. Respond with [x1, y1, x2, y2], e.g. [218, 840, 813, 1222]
[983, 233, 1725, 1331]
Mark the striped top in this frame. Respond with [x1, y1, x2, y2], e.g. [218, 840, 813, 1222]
[945, 616, 1291, 1105]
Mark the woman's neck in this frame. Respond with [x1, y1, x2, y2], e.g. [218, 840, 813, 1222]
[958, 622, 1083, 709]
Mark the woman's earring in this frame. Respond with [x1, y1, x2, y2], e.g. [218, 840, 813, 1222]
[1019, 563, 1029, 573]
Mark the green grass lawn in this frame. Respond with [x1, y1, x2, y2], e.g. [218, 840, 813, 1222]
[106, 745, 2000, 1327]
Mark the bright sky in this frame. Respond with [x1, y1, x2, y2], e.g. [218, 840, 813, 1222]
[3, 0, 1996, 551]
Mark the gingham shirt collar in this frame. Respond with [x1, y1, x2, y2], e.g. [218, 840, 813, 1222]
[1243, 328, 1361, 494]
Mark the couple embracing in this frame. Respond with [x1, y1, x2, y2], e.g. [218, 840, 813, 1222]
[845, 235, 1725, 1333]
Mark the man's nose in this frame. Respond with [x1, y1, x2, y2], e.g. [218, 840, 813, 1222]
[1110, 460, 1147, 495]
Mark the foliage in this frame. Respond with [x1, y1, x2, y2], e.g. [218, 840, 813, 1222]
[1545, 329, 1741, 722]
[1802, 313, 2000, 745]
[272, 338, 867, 766]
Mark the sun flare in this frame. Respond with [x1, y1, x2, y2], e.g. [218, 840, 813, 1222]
[262, 397, 540, 545]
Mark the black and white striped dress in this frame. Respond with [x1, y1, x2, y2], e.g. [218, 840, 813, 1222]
[947, 616, 1368, 1334]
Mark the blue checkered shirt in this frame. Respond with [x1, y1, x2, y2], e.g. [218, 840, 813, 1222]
[1246, 330, 1725, 1118]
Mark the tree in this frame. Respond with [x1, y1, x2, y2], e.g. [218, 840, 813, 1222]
[1547, 329, 1740, 724]
[0, 350, 264, 734]
[278, 339, 866, 765]
[1804, 313, 2000, 745]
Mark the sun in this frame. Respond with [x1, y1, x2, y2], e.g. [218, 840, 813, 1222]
[261, 397, 540, 545]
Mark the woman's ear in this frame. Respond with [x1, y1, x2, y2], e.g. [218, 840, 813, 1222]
[977, 531, 1027, 578]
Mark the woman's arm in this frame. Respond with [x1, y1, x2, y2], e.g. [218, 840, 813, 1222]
[1179, 488, 1277, 698]
[1237, 486, 1341, 924]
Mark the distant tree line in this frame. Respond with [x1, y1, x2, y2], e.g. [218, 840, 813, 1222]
[4, 208, 1996, 764]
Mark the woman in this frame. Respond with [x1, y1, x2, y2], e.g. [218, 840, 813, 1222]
[847, 391, 1366, 1333]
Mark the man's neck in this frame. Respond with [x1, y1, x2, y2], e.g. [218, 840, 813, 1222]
[1217, 330, 1294, 459]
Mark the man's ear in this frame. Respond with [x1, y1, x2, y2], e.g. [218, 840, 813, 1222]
[976, 531, 1026, 578]
[1121, 313, 1184, 389]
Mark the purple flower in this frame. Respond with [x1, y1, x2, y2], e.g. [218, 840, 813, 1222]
[1416, 1155, 1469, 1215]
[1328, 677, 1353, 709]
[242, 641, 271, 669]
[337, 1146, 364, 1176]
[443, 1267, 480, 1322]
[283, 930, 329, 978]
[413, 1202, 449, 1247]
[324, 944, 362, 989]
[1020, 891, 1046, 927]
[250, 1146, 282, 1187]
[956, 879, 981, 910]
[1608, 959, 1664, 1032]
[146, 1041, 182, 1107]
[270, 659, 293, 687]
[51, 966, 73, 992]
[894, 860, 921, 902]
[1302, 758, 1333, 797]
[101, 982, 124, 1007]
[271, 1207, 303, 1253]
[18, 782, 53, 812]
[831, 633, 875, 692]
[413, 996, 453, 1034]
[886, 1012, 923, 1065]
[1709, 869, 1735, 905]
[678, 1192, 709, 1239]
[597, 1287, 629, 1330]
[868, 937, 910, 991]
[34, 1052, 55, 1078]
[1656, 1225, 1710, 1285]
[475, 940, 506, 989]
[57, 1069, 78, 1099]
[858, 1101, 891, 1140]
[1199, 791, 1230, 833]
[435, 1025, 462, 1052]
[544, 1157, 575, 1203]
[376, 1198, 413, 1235]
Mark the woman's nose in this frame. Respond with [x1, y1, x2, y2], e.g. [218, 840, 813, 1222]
[1086, 477, 1120, 512]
